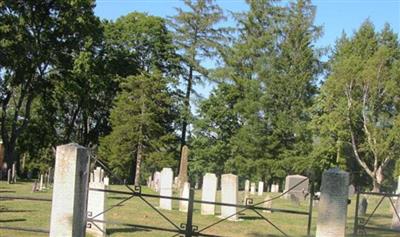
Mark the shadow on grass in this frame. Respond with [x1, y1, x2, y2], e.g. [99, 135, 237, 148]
[0, 218, 26, 223]
[240, 215, 263, 221]
[0, 190, 16, 193]
[0, 209, 35, 213]
[248, 232, 284, 237]
[107, 227, 151, 234]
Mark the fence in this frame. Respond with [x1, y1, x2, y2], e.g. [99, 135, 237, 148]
[353, 191, 400, 236]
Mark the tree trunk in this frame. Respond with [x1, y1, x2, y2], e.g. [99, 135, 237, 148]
[180, 66, 193, 151]
[134, 141, 143, 186]
[372, 167, 384, 193]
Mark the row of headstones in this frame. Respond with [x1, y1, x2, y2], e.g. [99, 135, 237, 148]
[48, 144, 400, 237]
[244, 180, 280, 195]
[32, 171, 53, 192]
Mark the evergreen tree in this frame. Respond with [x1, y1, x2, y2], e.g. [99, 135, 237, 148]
[169, 0, 227, 154]
[99, 72, 178, 185]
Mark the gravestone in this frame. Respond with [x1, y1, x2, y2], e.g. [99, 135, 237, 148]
[179, 182, 190, 212]
[392, 196, 400, 231]
[153, 171, 161, 192]
[258, 181, 264, 196]
[250, 182, 256, 195]
[39, 174, 44, 191]
[348, 184, 355, 197]
[177, 145, 189, 189]
[159, 168, 173, 210]
[243, 192, 249, 205]
[31, 180, 38, 192]
[49, 143, 89, 237]
[284, 175, 309, 200]
[316, 168, 349, 237]
[271, 184, 279, 193]
[220, 174, 238, 221]
[201, 173, 217, 215]
[263, 195, 272, 213]
[87, 168, 106, 237]
[104, 176, 110, 186]
[7, 169, 11, 184]
[11, 162, 16, 183]
[0, 142, 4, 170]
[244, 180, 250, 193]
[396, 176, 400, 194]
[358, 197, 368, 216]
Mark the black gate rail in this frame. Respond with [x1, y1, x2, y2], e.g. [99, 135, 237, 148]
[0, 195, 51, 234]
[89, 153, 314, 237]
[353, 191, 400, 236]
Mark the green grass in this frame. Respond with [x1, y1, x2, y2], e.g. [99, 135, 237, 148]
[0, 181, 398, 237]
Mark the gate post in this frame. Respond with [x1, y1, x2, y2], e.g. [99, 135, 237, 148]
[49, 143, 90, 237]
[185, 188, 195, 237]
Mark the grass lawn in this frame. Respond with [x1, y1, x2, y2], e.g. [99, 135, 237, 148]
[0, 180, 398, 237]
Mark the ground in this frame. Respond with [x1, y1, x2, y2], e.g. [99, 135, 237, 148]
[0, 181, 398, 237]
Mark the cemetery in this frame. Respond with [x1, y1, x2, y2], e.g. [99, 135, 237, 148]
[1, 0, 400, 237]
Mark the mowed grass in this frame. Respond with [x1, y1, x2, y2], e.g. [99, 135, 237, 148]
[0, 180, 398, 237]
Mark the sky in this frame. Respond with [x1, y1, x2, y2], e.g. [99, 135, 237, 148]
[94, 0, 400, 98]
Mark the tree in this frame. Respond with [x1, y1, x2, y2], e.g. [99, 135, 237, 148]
[0, 0, 101, 168]
[169, 0, 227, 153]
[315, 21, 400, 192]
[99, 72, 178, 185]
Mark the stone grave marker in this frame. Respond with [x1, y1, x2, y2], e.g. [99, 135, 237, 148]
[153, 171, 161, 192]
[220, 174, 238, 221]
[179, 182, 190, 212]
[244, 180, 250, 193]
[396, 176, 400, 194]
[250, 182, 256, 195]
[316, 168, 349, 237]
[87, 168, 106, 237]
[348, 184, 355, 197]
[104, 176, 110, 186]
[177, 145, 189, 189]
[201, 173, 217, 215]
[263, 195, 272, 213]
[284, 175, 309, 200]
[258, 181, 264, 196]
[39, 174, 44, 191]
[358, 197, 368, 216]
[11, 163, 16, 183]
[392, 196, 400, 231]
[159, 168, 173, 210]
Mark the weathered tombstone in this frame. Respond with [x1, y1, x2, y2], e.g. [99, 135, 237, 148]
[396, 176, 400, 194]
[0, 142, 4, 170]
[271, 184, 279, 193]
[316, 168, 349, 237]
[284, 175, 309, 200]
[392, 196, 400, 231]
[148, 176, 152, 188]
[7, 169, 11, 184]
[258, 181, 264, 196]
[48, 167, 54, 184]
[179, 182, 190, 212]
[243, 192, 249, 205]
[87, 168, 106, 237]
[39, 174, 44, 191]
[201, 173, 217, 215]
[31, 179, 38, 192]
[220, 174, 238, 221]
[250, 182, 256, 195]
[244, 179, 250, 193]
[11, 162, 16, 183]
[49, 143, 89, 237]
[159, 168, 173, 210]
[177, 145, 189, 189]
[348, 184, 355, 197]
[263, 195, 272, 213]
[358, 197, 368, 216]
[153, 171, 161, 192]
[104, 176, 110, 186]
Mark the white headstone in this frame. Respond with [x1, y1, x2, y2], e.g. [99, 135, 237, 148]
[201, 173, 217, 215]
[179, 182, 190, 212]
[87, 170, 106, 237]
[39, 174, 44, 191]
[153, 171, 161, 192]
[396, 176, 400, 194]
[284, 175, 309, 200]
[258, 181, 264, 196]
[348, 184, 355, 197]
[220, 174, 238, 221]
[49, 143, 89, 237]
[250, 182, 256, 195]
[392, 196, 400, 231]
[104, 176, 109, 186]
[316, 168, 349, 237]
[159, 168, 173, 210]
[244, 180, 250, 193]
